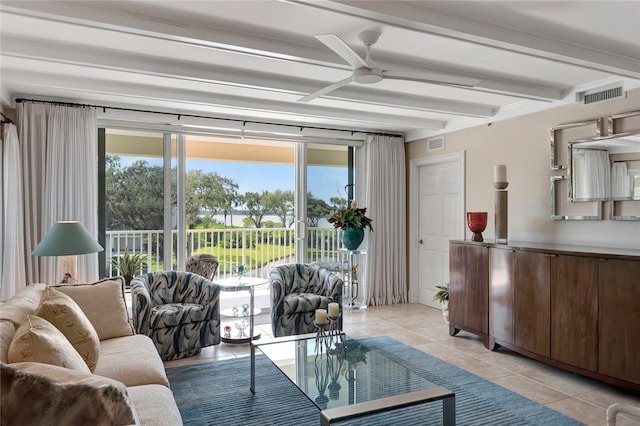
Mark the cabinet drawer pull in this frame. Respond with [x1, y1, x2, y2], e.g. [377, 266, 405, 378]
[544, 254, 557, 258]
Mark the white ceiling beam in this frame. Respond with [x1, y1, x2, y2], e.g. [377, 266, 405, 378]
[2, 67, 445, 131]
[1, 4, 568, 101]
[294, 0, 640, 78]
[1, 36, 496, 118]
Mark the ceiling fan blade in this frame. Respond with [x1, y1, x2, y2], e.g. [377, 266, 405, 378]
[298, 76, 354, 102]
[315, 34, 368, 69]
[383, 70, 480, 87]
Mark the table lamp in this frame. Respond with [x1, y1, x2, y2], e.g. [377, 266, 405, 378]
[32, 220, 104, 283]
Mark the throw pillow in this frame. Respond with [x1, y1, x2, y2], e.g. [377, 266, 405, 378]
[8, 315, 90, 373]
[1, 362, 138, 426]
[0, 283, 47, 328]
[35, 287, 100, 371]
[54, 277, 134, 340]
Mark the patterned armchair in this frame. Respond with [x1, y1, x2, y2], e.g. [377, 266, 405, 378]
[185, 254, 219, 281]
[131, 271, 221, 361]
[270, 263, 343, 337]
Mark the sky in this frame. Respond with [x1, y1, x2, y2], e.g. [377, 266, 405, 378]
[118, 156, 348, 203]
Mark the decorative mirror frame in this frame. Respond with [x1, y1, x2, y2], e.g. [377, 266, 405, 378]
[550, 118, 603, 220]
[551, 175, 603, 220]
[607, 110, 640, 221]
[550, 119, 601, 170]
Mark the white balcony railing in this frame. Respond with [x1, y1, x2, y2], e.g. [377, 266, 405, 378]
[106, 227, 345, 280]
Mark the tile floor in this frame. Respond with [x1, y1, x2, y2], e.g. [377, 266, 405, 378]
[163, 303, 640, 426]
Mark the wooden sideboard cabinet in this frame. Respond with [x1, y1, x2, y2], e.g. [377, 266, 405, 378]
[449, 241, 489, 347]
[489, 248, 551, 357]
[450, 240, 640, 391]
[598, 259, 640, 384]
[551, 255, 599, 371]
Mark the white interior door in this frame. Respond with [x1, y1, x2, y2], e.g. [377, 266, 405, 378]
[410, 152, 464, 307]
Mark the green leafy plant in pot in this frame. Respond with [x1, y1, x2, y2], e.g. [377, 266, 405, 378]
[433, 283, 450, 323]
[111, 246, 147, 287]
[328, 201, 373, 250]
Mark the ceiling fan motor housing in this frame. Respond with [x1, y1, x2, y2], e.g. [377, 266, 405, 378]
[354, 67, 383, 84]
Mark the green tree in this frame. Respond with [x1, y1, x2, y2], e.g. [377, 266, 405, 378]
[242, 191, 271, 228]
[263, 189, 294, 227]
[329, 196, 348, 210]
[187, 170, 239, 227]
[307, 192, 332, 227]
[106, 157, 167, 230]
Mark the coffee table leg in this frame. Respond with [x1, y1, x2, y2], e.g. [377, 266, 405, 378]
[250, 342, 256, 394]
[443, 394, 456, 425]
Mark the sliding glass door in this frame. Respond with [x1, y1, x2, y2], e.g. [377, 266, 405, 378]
[100, 128, 352, 280]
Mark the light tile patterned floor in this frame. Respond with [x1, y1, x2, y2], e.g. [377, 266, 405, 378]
[163, 303, 640, 426]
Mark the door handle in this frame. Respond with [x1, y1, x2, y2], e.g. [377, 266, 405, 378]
[419, 239, 424, 244]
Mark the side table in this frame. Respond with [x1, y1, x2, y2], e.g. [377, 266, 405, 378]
[213, 276, 268, 344]
[339, 248, 367, 310]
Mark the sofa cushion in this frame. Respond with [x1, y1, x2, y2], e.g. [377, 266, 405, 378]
[128, 384, 183, 426]
[35, 287, 100, 372]
[0, 321, 16, 364]
[8, 315, 90, 373]
[54, 277, 134, 341]
[94, 334, 169, 387]
[1, 361, 138, 426]
[149, 303, 206, 328]
[0, 283, 47, 327]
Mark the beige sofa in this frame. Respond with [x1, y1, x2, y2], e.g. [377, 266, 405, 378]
[0, 279, 183, 425]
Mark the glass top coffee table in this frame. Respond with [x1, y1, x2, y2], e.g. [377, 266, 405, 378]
[251, 333, 455, 425]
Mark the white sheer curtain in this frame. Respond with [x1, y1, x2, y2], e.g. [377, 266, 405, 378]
[357, 134, 407, 306]
[1, 123, 27, 299]
[18, 103, 99, 286]
[573, 148, 610, 199]
[611, 162, 631, 198]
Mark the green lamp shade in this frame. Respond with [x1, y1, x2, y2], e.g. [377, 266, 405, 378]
[32, 221, 104, 256]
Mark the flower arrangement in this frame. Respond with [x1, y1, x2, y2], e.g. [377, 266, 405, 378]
[328, 201, 373, 231]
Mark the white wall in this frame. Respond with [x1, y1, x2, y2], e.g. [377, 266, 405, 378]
[406, 88, 640, 250]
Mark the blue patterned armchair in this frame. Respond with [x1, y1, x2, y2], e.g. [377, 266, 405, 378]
[270, 263, 344, 337]
[131, 271, 221, 361]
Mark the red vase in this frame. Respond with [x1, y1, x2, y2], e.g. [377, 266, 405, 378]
[466, 212, 488, 242]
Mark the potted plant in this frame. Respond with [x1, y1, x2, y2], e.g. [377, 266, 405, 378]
[111, 246, 147, 287]
[433, 283, 449, 323]
[328, 201, 373, 250]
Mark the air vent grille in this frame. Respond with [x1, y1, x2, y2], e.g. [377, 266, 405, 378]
[578, 83, 625, 105]
[427, 136, 444, 152]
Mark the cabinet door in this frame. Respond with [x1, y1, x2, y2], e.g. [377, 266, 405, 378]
[551, 255, 598, 370]
[449, 243, 488, 335]
[599, 259, 640, 384]
[489, 248, 514, 344]
[514, 251, 550, 357]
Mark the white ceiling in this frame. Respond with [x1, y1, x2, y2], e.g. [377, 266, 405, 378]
[1, 1, 639, 141]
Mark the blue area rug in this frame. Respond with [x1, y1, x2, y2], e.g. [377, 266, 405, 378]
[166, 336, 584, 425]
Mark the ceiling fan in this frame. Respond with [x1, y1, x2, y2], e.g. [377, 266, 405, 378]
[298, 31, 481, 102]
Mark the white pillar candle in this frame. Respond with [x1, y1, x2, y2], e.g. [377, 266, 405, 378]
[328, 302, 340, 317]
[315, 309, 328, 324]
[494, 164, 507, 183]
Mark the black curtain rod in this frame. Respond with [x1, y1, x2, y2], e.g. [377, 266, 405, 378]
[0, 111, 14, 125]
[15, 97, 403, 138]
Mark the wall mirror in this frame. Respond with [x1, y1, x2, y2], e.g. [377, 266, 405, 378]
[568, 132, 640, 202]
[550, 110, 640, 221]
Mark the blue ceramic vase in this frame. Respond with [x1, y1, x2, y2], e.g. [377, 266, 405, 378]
[341, 227, 365, 250]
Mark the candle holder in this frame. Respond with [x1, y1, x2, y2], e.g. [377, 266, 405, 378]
[494, 182, 509, 244]
[314, 321, 329, 338]
[328, 315, 341, 336]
